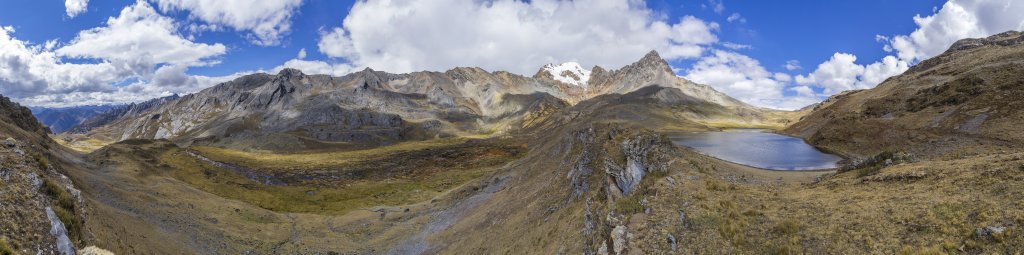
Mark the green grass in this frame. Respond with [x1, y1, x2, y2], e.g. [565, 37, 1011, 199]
[0, 238, 14, 255]
[40, 179, 80, 243]
[192, 138, 468, 172]
[32, 153, 49, 170]
[615, 197, 644, 214]
[162, 143, 519, 215]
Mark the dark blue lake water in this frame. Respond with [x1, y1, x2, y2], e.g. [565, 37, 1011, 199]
[671, 129, 842, 170]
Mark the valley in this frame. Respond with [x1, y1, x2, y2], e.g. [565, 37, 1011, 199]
[2, 32, 1023, 254]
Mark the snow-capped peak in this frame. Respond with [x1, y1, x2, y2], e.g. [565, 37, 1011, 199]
[542, 62, 591, 86]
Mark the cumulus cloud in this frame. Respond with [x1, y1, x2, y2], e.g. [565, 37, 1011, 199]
[57, 2, 226, 67]
[685, 50, 817, 110]
[0, 1, 229, 107]
[882, 0, 1024, 63]
[795, 53, 908, 94]
[65, 0, 89, 18]
[273, 59, 355, 77]
[150, 0, 304, 46]
[317, 0, 720, 74]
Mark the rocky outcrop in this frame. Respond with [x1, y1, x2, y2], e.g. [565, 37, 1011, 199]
[0, 96, 87, 254]
[555, 124, 677, 254]
[1, 95, 50, 136]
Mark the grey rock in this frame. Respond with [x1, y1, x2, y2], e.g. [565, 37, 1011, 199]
[45, 207, 76, 255]
[667, 234, 677, 251]
[976, 225, 1006, 237]
[2, 137, 16, 147]
[611, 225, 628, 255]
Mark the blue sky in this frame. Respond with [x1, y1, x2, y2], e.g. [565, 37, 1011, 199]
[0, 0, 1020, 109]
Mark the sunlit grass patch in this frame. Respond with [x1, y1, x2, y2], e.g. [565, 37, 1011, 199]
[161, 139, 522, 215]
[192, 138, 470, 172]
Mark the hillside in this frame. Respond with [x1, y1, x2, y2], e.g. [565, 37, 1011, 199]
[0, 95, 93, 254]
[785, 31, 1024, 159]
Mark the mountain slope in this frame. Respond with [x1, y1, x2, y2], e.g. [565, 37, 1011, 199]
[29, 105, 118, 133]
[0, 95, 92, 254]
[785, 31, 1024, 158]
[78, 51, 782, 151]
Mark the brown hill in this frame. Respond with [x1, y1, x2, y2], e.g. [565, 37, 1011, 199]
[785, 31, 1024, 159]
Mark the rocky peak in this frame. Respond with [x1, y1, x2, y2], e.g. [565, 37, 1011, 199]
[539, 62, 592, 86]
[276, 68, 305, 79]
[633, 50, 673, 75]
[947, 30, 1024, 53]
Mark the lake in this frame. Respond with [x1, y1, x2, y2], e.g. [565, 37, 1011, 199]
[670, 129, 842, 170]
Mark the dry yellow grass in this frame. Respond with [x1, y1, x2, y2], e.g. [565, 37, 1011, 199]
[52, 135, 112, 153]
[192, 138, 469, 172]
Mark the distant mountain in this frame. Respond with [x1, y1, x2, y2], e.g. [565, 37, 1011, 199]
[77, 51, 781, 150]
[785, 31, 1024, 158]
[65, 95, 179, 136]
[29, 105, 119, 133]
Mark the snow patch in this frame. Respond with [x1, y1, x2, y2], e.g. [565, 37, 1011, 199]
[542, 62, 591, 86]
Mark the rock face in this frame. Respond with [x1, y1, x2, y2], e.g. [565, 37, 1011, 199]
[785, 31, 1024, 159]
[0, 94, 86, 255]
[1, 96, 51, 136]
[78, 51, 774, 149]
[45, 207, 75, 255]
[550, 124, 677, 254]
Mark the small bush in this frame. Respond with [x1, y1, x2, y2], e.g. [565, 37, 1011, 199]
[40, 179, 80, 242]
[774, 220, 801, 236]
[32, 153, 50, 170]
[41, 179, 75, 213]
[51, 207, 80, 243]
[0, 238, 14, 255]
[615, 197, 644, 214]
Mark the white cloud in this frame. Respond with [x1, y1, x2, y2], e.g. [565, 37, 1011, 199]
[783, 60, 801, 70]
[0, 1, 229, 107]
[685, 50, 816, 110]
[57, 2, 226, 67]
[317, 0, 719, 74]
[790, 86, 815, 98]
[65, 0, 89, 18]
[150, 0, 304, 46]
[795, 53, 908, 94]
[297, 48, 306, 59]
[721, 42, 751, 50]
[883, 0, 1024, 63]
[273, 59, 355, 77]
[727, 13, 746, 23]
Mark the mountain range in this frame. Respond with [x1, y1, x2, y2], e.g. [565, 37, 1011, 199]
[2, 32, 1023, 254]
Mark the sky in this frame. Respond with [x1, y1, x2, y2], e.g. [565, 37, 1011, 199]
[0, 0, 1022, 109]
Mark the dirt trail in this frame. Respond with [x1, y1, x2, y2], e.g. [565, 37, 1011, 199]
[388, 176, 509, 255]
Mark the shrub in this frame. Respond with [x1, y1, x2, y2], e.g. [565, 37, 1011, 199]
[40, 179, 80, 242]
[615, 197, 644, 214]
[32, 153, 50, 170]
[0, 238, 14, 255]
[773, 220, 801, 236]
